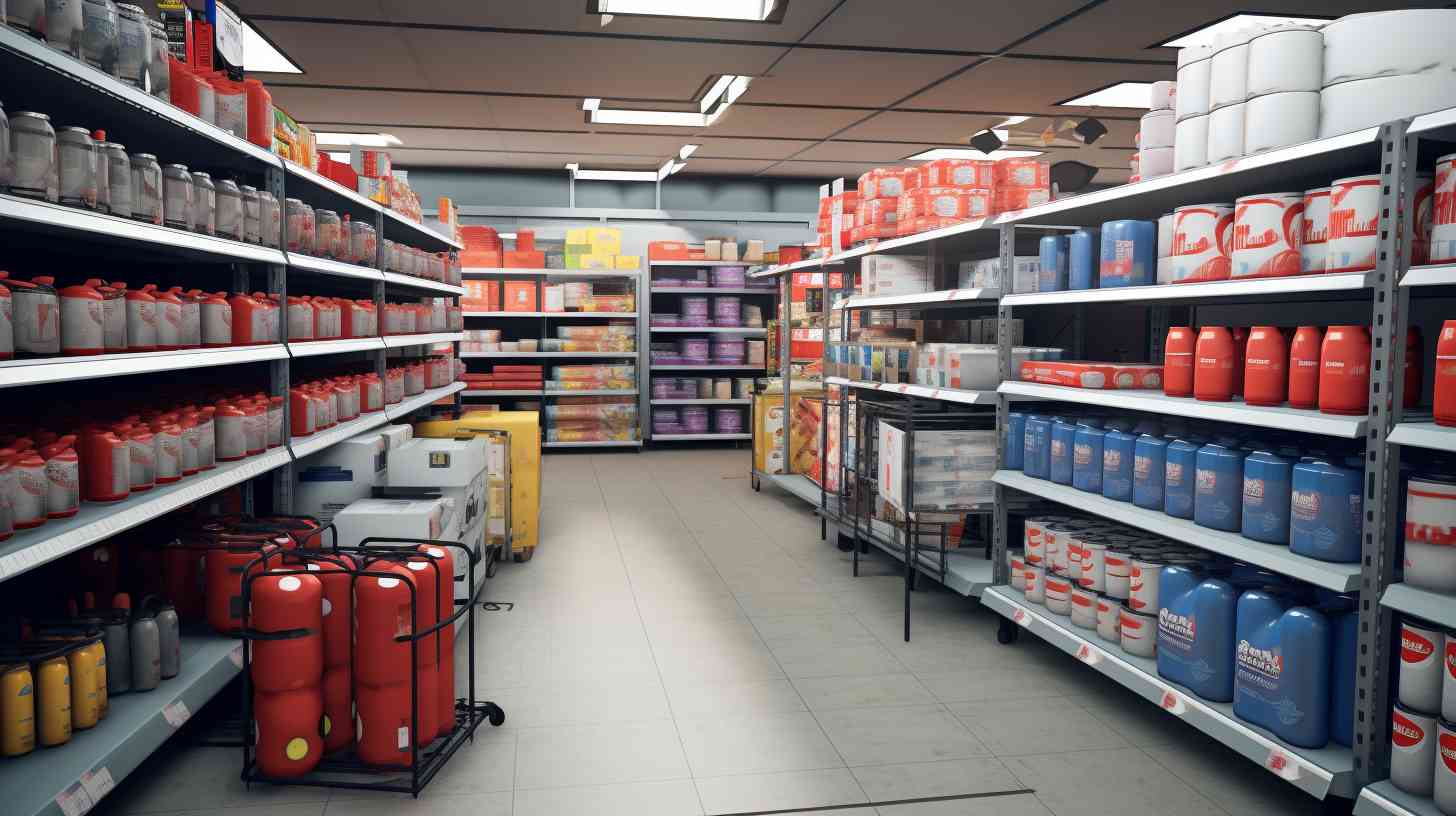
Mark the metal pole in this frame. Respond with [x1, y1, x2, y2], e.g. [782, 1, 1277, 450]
[992, 223, 1015, 587]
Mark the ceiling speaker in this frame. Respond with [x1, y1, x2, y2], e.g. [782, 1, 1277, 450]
[1073, 117, 1108, 145]
[1050, 161, 1098, 193]
[968, 129, 1003, 155]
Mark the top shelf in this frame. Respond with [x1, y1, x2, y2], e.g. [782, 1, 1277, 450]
[463, 268, 640, 279]
[651, 260, 753, 267]
[1002, 272, 1374, 307]
[283, 165, 460, 252]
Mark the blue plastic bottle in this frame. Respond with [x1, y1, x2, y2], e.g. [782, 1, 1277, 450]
[1289, 458, 1363, 562]
[1234, 589, 1332, 748]
[1158, 564, 1240, 702]
[1039, 234, 1070, 292]
[1194, 441, 1246, 532]
[1134, 434, 1169, 510]
[1072, 425, 1106, 494]
[1099, 220, 1157, 287]
[1069, 228, 1100, 290]
[1315, 591, 1358, 747]
[1005, 411, 1026, 470]
[1164, 438, 1200, 518]
[1049, 419, 1077, 485]
[1023, 415, 1051, 479]
[1241, 450, 1294, 544]
[1103, 429, 1137, 501]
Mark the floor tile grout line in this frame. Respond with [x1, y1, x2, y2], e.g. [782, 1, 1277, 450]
[592, 452, 712, 815]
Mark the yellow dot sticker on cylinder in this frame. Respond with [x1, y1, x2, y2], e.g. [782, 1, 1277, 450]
[285, 737, 310, 761]
[323, 715, 332, 736]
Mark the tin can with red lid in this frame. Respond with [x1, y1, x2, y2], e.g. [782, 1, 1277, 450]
[1194, 326, 1235, 402]
[1164, 326, 1196, 397]
[1328, 175, 1381, 274]
[1301, 187, 1331, 273]
[1289, 326, 1323, 409]
[59, 281, 105, 356]
[1231, 192, 1305, 279]
[1319, 325, 1371, 416]
[1243, 326, 1288, 406]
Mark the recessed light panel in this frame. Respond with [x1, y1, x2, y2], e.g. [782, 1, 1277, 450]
[907, 148, 1043, 161]
[1060, 82, 1154, 108]
[243, 21, 301, 74]
[1160, 14, 1327, 49]
[592, 0, 780, 22]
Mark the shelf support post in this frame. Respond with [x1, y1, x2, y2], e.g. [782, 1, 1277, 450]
[992, 223, 1015, 587]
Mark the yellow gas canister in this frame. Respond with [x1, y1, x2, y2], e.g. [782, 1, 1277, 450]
[66, 641, 102, 729]
[0, 663, 35, 756]
[35, 656, 71, 746]
[94, 640, 108, 719]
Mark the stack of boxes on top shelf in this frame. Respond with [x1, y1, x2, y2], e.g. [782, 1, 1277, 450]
[463, 365, 543, 393]
[566, 227, 640, 271]
[648, 239, 766, 263]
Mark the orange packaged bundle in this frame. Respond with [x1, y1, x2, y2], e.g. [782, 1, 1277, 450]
[859, 198, 900, 240]
[921, 158, 994, 189]
[857, 167, 913, 200]
[912, 187, 993, 221]
[992, 158, 1051, 213]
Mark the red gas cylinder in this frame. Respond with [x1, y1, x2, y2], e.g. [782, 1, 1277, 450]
[1242, 326, 1288, 407]
[59, 281, 105, 356]
[1437, 321, 1456, 426]
[81, 426, 129, 503]
[305, 553, 355, 669]
[150, 418, 182, 484]
[169, 287, 200, 349]
[250, 571, 323, 693]
[149, 285, 184, 351]
[355, 562, 417, 687]
[86, 279, 126, 353]
[1230, 327, 1249, 397]
[254, 687, 323, 778]
[215, 402, 248, 462]
[1194, 327, 1236, 402]
[289, 389, 315, 438]
[1319, 325, 1372, 416]
[356, 682, 415, 766]
[200, 292, 232, 347]
[124, 283, 157, 352]
[11, 447, 47, 529]
[242, 400, 266, 456]
[244, 79, 274, 150]
[1288, 326, 1324, 409]
[322, 665, 353, 754]
[1406, 327, 1424, 410]
[162, 543, 205, 621]
[230, 293, 267, 345]
[419, 544, 457, 738]
[403, 556, 442, 741]
[121, 422, 155, 491]
[204, 536, 283, 634]
[40, 435, 79, 519]
[177, 411, 201, 477]
[1164, 326, 1196, 397]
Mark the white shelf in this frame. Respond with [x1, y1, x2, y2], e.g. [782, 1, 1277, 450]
[650, 326, 767, 334]
[383, 332, 463, 349]
[0, 345, 288, 389]
[651, 398, 751, 406]
[651, 260, 751, 267]
[748, 257, 830, 279]
[463, 268, 639, 278]
[463, 390, 541, 397]
[287, 337, 384, 357]
[1357, 781, 1443, 816]
[284, 162, 379, 215]
[0, 194, 288, 264]
[1400, 264, 1456, 288]
[1002, 273, 1373, 306]
[981, 587, 1354, 800]
[1380, 583, 1456, 629]
[0, 450, 290, 581]
[826, 377, 996, 406]
[999, 382, 1368, 439]
[653, 433, 752, 441]
[543, 440, 642, 448]
[461, 351, 636, 358]
[381, 207, 462, 251]
[992, 470, 1362, 592]
[841, 288, 1000, 310]
[381, 272, 465, 296]
[0, 633, 242, 816]
[463, 311, 637, 319]
[649, 287, 777, 295]
[387, 382, 466, 421]
[288, 412, 389, 459]
[544, 389, 638, 397]
[651, 364, 764, 371]
[282, 165, 459, 251]
[1389, 422, 1456, 453]
[286, 253, 382, 282]
[769, 473, 821, 505]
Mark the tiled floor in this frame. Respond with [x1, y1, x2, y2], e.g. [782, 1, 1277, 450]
[96, 449, 1327, 815]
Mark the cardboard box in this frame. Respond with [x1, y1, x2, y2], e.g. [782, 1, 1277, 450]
[614, 255, 641, 270]
[389, 437, 489, 592]
[752, 392, 825, 475]
[350, 147, 392, 179]
[503, 280, 538, 312]
[742, 240, 765, 262]
[505, 250, 545, 268]
[704, 239, 722, 260]
[721, 242, 739, 261]
[578, 254, 615, 270]
[332, 497, 448, 551]
[542, 284, 565, 313]
[1018, 360, 1163, 390]
[585, 227, 622, 255]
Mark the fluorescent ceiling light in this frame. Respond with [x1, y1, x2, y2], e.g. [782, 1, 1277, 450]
[699, 76, 735, 112]
[1160, 14, 1327, 49]
[582, 98, 601, 111]
[575, 169, 659, 182]
[679, 144, 700, 159]
[587, 75, 750, 128]
[657, 159, 675, 181]
[724, 75, 751, 106]
[671, 161, 686, 174]
[1060, 82, 1154, 108]
[993, 115, 1030, 128]
[908, 148, 1043, 161]
[592, 0, 779, 22]
[313, 131, 401, 147]
[565, 163, 581, 172]
[589, 108, 710, 127]
[243, 20, 301, 74]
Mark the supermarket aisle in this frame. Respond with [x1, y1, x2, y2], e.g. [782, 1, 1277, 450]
[98, 449, 1325, 816]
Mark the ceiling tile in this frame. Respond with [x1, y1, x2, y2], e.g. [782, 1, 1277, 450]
[805, 0, 1091, 52]
[708, 105, 868, 140]
[266, 86, 496, 129]
[746, 49, 970, 107]
[679, 159, 781, 175]
[694, 137, 819, 160]
[764, 160, 883, 180]
[790, 141, 941, 163]
[836, 111, 1002, 142]
[904, 57, 1172, 114]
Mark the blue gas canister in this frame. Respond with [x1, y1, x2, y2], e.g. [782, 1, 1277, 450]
[1290, 458, 1363, 563]
[1099, 220, 1157, 288]
[1039, 235, 1070, 292]
[1194, 441, 1245, 532]
[1103, 429, 1137, 501]
[1164, 438, 1200, 518]
[1318, 592, 1358, 747]
[1134, 435, 1169, 510]
[1241, 450, 1294, 544]
[1234, 589, 1332, 748]
[1069, 228, 1100, 290]
[1072, 426, 1106, 494]
[1023, 415, 1051, 479]
[1049, 420, 1077, 485]
[1005, 412, 1026, 470]
[1158, 565, 1240, 702]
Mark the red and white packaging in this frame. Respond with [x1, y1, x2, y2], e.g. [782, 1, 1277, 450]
[1392, 703, 1437, 796]
[60, 281, 105, 356]
[125, 284, 158, 352]
[150, 285, 185, 351]
[994, 158, 1050, 191]
[287, 297, 314, 341]
[1301, 187, 1331, 273]
[151, 419, 182, 484]
[170, 287, 200, 348]
[10, 277, 60, 356]
[1328, 174, 1382, 274]
[1414, 172, 1436, 267]
[858, 168, 911, 200]
[200, 292, 232, 347]
[1433, 153, 1456, 265]
[177, 411, 200, 476]
[215, 403, 248, 461]
[267, 396, 284, 448]
[1169, 204, 1234, 283]
[993, 186, 1050, 214]
[120, 422, 153, 491]
[41, 436, 79, 519]
[1404, 474, 1456, 594]
[1018, 360, 1163, 390]
[385, 367, 404, 404]
[362, 374, 383, 413]
[911, 187, 991, 221]
[197, 407, 216, 470]
[0, 274, 13, 361]
[920, 159, 993, 189]
[1399, 618, 1445, 713]
[1230, 192, 1305, 279]
[230, 293, 269, 345]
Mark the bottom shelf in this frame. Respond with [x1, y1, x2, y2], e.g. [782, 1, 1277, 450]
[654, 433, 752, 441]
[979, 586, 1354, 800]
[767, 473, 822, 506]
[543, 440, 642, 448]
[0, 632, 241, 816]
[844, 515, 992, 597]
[1357, 780, 1443, 816]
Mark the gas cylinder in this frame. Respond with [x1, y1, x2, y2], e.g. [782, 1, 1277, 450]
[150, 418, 181, 484]
[215, 402, 247, 462]
[1241, 449, 1293, 544]
[162, 543, 206, 623]
[121, 423, 154, 492]
[1288, 326, 1323, 409]
[1164, 326, 1196, 397]
[1157, 564, 1239, 702]
[129, 605, 160, 692]
[1290, 458, 1363, 563]
[230, 293, 267, 345]
[242, 400, 266, 456]
[123, 282, 157, 352]
[1038, 234, 1069, 292]
[1072, 425, 1105, 494]
[250, 571, 323, 693]
[356, 562, 417, 687]
[11, 447, 47, 528]
[11, 276, 60, 356]
[1049, 419, 1076, 485]
[99, 609, 130, 695]
[1398, 617, 1444, 713]
[1242, 326, 1288, 406]
[1407, 327, 1424, 410]
[322, 664, 353, 754]
[41, 435, 79, 519]
[305, 554, 355, 670]
[1319, 325, 1371, 416]
[149, 285, 184, 351]
[59, 281, 104, 356]
[289, 388, 316, 438]
[204, 536, 283, 634]
[1103, 429, 1136, 501]
[1023, 416, 1051, 479]
[169, 287, 200, 349]
[200, 291, 232, 347]
[254, 687, 324, 778]
[1164, 438, 1200, 519]
[403, 556, 441, 741]
[1194, 327, 1235, 401]
[63, 641, 101, 730]
[85, 279, 125, 354]
[356, 681, 416, 766]
[1194, 441, 1245, 532]
[177, 411, 200, 476]
[419, 544, 457, 737]
[1234, 589, 1332, 748]
[34, 655, 71, 746]
[0, 663, 35, 756]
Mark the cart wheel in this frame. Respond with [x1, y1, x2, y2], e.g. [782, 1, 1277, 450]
[485, 547, 500, 579]
[513, 547, 535, 563]
[485, 703, 506, 727]
[997, 619, 1020, 645]
[751, 475, 761, 491]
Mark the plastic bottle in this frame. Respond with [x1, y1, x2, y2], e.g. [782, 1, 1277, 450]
[1319, 325, 1371, 416]
[1242, 326, 1288, 406]
[1194, 326, 1236, 401]
[1288, 326, 1323, 409]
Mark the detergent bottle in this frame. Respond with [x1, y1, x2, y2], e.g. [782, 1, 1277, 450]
[1318, 591, 1358, 747]
[1049, 419, 1076, 485]
[1158, 564, 1240, 702]
[1234, 588, 1332, 748]
[1194, 439, 1245, 532]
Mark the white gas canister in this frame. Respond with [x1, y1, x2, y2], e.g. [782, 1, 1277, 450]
[1230, 192, 1305, 280]
[1327, 174, 1382, 274]
[1405, 476, 1456, 594]
[214, 404, 248, 462]
[1206, 103, 1246, 164]
[1174, 116, 1208, 173]
[93, 280, 126, 353]
[172, 288, 199, 349]
[1320, 10, 1456, 87]
[287, 297, 313, 341]
[1023, 518, 1048, 567]
[1009, 553, 1026, 591]
[59, 282, 105, 356]
[1243, 92, 1319, 155]
[125, 286, 157, 352]
[1319, 73, 1456, 141]
[151, 286, 183, 351]
[42, 437, 79, 519]
[1392, 702, 1438, 796]
[197, 408, 216, 470]
[1301, 188, 1332, 274]
[1175, 46, 1213, 121]
[1140, 147, 1173, 180]
[13, 276, 60, 356]
[152, 421, 181, 484]
[1044, 526, 1065, 576]
[1245, 25, 1323, 97]
[1400, 617, 1446, 714]
[11, 449, 47, 529]
[1433, 154, 1456, 265]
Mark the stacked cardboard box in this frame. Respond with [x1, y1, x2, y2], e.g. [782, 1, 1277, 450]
[464, 365, 543, 391]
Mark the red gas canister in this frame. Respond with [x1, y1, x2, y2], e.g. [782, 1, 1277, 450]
[230, 293, 266, 346]
[356, 681, 414, 766]
[169, 287, 200, 349]
[362, 374, 383, 413]
[242, 400, 266, 456]
[85, 279, 126, 353]
[121, 422, 154, 491]
[11, 447, 46, 529]
[253, 687, 323, 779]
[250, 571, 323, 693]
[403, 556, 442, 740]
[150, 419, 182, 484]
[200, 291, 232, 347]
[355, 562, 416, 687]
[322, 665, 353, 754]
[419, 544, 457, 738]
[1288, 326, 1324, 409]
[123, 283, 157, 352]
[1165, 327, 1197, 397]
[289, 389, 315, 438]
[1406, 327, 1424, 410]
[244, 79, 274, 150]
[1243, 326, 1288, 406]
[59, 281, 105, 356]
[1437, 321, 1456, 426]
[307, 554, 356, 669]
[1319, 325, 1372, 416]
[80, 426, 129, 503]
[204, 535, 283, 634]
[1194, 327, 1236, 402]
[149, 285, 184, 351]
[40, 435, 79, 519]
[215, 403, 248, 462]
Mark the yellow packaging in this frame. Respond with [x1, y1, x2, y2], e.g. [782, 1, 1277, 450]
[35, 656, 71, 747]
[415, 411, 541, 553]
[566, 228, 589, 245]
[753, 392, 825, 475]
[0, 663, 35, 757]
[586, 227, 622, 255]
[65, 644, 100, 730]
[578, 254, 615, 270]
[93, 641, 107, 719]
[614, 255, 641, 270]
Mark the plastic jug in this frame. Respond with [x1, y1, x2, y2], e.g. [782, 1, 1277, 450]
[1194, 441, 1245, 532]
[1005, 412, 1026, 470]
[1069, 228, 1099, 290]
[1319, 325, 1371, 416]
[1242, 449, 1294, 544]
[1103, 429, 1136, 501]
[1134, 434, 1168, 510]
[1290, 458, 1363, 563]
[1023, 415, 1051, 479]
[1164, 326, 1196, 397]
[1039, 235, 1069, 292]
[1288, 326, 1323, 409]
[1234, 589, 1331, 748]
[144, 596, 180, 679]
[1164, 438, 1200, 518]
[1320, 592, 1358, 747]
[1157, 564, 1239, 702]
[1072, 425, 1105, 494]
[1243, 326, 1288, 406]
[1195, 327, 1236, 401]
[1049, 419, 1076, 485]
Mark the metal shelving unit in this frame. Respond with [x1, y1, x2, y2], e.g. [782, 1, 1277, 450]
[649, 326, 767, 335]
[0, 345, 289, 387]
[1356, 781, 1445, 816]
[652, 433, 752, 441]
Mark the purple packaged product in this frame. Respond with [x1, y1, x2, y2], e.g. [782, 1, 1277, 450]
[712, 266, 747, 287]
[654, 279, 682, 287]
[714, 408, 744, 432]
[713, 339, 747, 363]
[680, 337, 711, 358]
[682, 406, 710, 433]
[653, 407, 680, 424]
[681, 316, 712, 327]
[714, 296, 742, 321]
[682, 296, 710, 316]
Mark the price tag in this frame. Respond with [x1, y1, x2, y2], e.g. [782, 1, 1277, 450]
[1157, 686, 1187, 715]
[162, 700, 192, 728]
[55, 783, 94, 816]
[1075, 643, 1102, 666]
[229, 644, 244, 668]
[79, 767, 114, 802]
[1012, 608, 1032, 627]
[1265, 749, 1301, 781]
